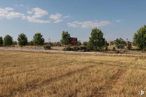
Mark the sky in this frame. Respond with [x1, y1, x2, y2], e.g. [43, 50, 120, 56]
[0, 0, 146, 42]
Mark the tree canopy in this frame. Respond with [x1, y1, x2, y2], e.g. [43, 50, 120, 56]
[61, 31, 71, 45]
[4, 35, 13, 46]
[114, 38, 126, 49]
[134, 25, 146, 50]
[33, 33, 44, 45]
[18, 33, 28, 46]
[88, 28, 106, 51]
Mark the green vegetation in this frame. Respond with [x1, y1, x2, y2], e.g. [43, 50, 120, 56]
[0, 37, 3, 46]
[88, 28, 106, 51]
[33, 33, 44, 45]
[134, 25, 146, 50]
[18, 33, 28, 46]
[61, 31, 71, 45]
[114, 38, 126, 49]
[3, 35, 13, 46]
[0, 25, 146, 52]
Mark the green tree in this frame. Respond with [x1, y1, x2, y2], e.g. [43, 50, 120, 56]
[114, 38, 126, 49]
[0, 37, 3, 46]
[88, 28, 106, 51]
[33, 33, 44, 45]
[61, 31, 71, 45]
[18, 33, 28, 46]
[4, 35, 13, 46]
[83, 41, 88, 46]
[134, 25, 146, 50]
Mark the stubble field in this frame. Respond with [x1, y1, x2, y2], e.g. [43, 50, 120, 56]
[0, 50, 146, 97]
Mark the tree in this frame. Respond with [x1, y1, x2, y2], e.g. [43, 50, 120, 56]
[114, 38, 126, 49]
[0, 37, 3, 46]
[83, 41, 88, 46]
[134, 25, 146, 50]
[4, 35, 13, 46]
[18, 33, 28, 46]
[33, 33, 44, 45]
[61, 31, 70, 45]
[88, 28, 106, 51]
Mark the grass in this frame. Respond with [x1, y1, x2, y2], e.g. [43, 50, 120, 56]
[0, 50, 146, 97]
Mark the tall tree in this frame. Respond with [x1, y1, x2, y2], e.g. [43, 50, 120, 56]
[88, 28, 106, 51]
[114, 38, 126, 49]
[18, 33, 28, 46]
[61, 31, 71, 45]
[0, 37, 3, 46]
[33, 33, 44, 45]
[134, 25, 146, 50]
[4, 35, 13, 46]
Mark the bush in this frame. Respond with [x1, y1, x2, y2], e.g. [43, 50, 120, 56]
[72, 46, 80, 51]
[63, 46, 90, 52]
[80, 46, 87, 52]
[112, 47, 116, 51]
[63, 46, 72, 51]
[13, 41, 17, 45]
[28, 41, 34, 45]
[114, 38, 126, 49]
[44, 44, 51, 50]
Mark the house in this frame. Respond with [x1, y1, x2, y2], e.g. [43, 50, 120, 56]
[70, 37, 78, 45]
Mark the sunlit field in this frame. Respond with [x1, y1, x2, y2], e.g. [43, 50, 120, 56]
[0, 50, 146, 97]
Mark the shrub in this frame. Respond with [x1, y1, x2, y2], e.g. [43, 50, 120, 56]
[112, 47, 116, 51]
[79, 46, 88, 52]
[63, 46, 72, 51]
[72, 46, 80, 51]
[28, 41, 34, 45]
[44, 44, 51, 50]
[114, 38, 126, 49]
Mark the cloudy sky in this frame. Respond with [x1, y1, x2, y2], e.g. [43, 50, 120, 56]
[0, 0, 146, 42]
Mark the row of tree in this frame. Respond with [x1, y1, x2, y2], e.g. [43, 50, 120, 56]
[0, 25, 146, 51]
[0, 33, 44, 46]
[61, 25, 146, 51]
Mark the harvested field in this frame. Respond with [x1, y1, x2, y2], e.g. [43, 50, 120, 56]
[0, 50, 146, 97]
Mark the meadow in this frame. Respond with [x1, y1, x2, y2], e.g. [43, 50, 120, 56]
[0, 50, 146, 97]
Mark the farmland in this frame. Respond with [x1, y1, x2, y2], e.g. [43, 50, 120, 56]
[0, 50, 146, 97]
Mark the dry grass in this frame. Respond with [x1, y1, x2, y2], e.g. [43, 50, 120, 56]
[0, 50, 146, 97]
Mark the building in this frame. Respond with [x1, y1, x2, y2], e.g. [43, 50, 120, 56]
[70, 37, 78, 45]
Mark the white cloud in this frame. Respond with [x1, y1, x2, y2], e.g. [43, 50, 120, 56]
[26, 7, 49, 23]
[27, 8, 48, 18]
[0, 7, 25, 19]
[26, 16, 50, 23]
[67, 20, 111, 29]
[49, 13, 66, 23]
[0, 7, 66, 24]
[49, 13, 62, 23]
